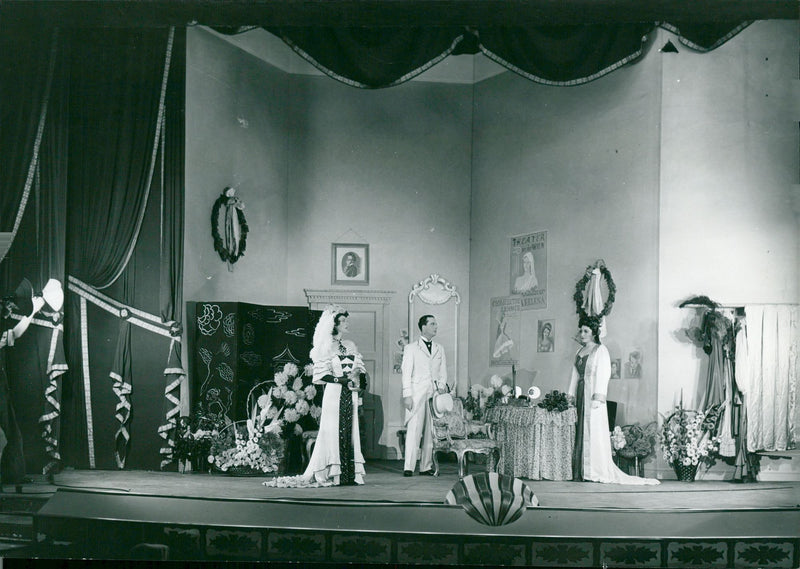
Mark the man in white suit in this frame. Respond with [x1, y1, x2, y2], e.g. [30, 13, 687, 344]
[401, 315, 448, 476]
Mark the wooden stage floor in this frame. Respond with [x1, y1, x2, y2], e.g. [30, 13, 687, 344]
[6, 460, 800, 566]
[34, 459, 800, 510]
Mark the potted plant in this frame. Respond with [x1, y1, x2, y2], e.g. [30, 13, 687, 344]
[659, 403, 720, 481]
[173, 404, 224, 472]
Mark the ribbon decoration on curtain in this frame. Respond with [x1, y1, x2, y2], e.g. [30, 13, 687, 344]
[7, 312, 67, 465]
[68, 276, 183, 468]
[109, 318, 133, 468]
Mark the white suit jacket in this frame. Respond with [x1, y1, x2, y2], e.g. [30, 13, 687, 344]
[401, 338, 448, 400]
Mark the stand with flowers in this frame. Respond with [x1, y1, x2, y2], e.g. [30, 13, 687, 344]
[269, 362, 322, 473]
[610, 422, 658, 477]
[659, 401, 720, 481]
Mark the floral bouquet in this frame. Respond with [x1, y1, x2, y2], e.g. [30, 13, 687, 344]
[537, 390, 570, 413]
[209, 381, 286, 474]
[660, 403, 720, 468]
[269, 363, 322, 439]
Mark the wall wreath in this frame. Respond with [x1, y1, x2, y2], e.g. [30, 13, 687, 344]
[573, 261, 616, 319]
[211, 187, 249, 270]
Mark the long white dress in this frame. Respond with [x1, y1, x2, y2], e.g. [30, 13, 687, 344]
[263, 339, 366, 487]
[567, 343, 659, 485]
[304, 339, 366, 485]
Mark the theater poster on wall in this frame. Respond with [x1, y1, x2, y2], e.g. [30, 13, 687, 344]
[490, 297, 521, 366]
[510, 230, 547, 309]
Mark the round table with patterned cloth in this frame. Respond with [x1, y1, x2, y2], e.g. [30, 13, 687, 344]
[485, 405, 577, 480]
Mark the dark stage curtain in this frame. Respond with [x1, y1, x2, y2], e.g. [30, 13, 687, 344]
[158, 28, 187, 469]
[0, 26, 63, 481]
[63, 28, 171, 290]
[61, 28, 174, 469]
[0, 26, 55, 240]
[220, 22, 753, 88]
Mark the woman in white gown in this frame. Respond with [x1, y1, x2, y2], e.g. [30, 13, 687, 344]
[568, 315, 659, 485]
[265, 305, 367, 487]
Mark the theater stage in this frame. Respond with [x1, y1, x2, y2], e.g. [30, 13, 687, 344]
[3, 460, 799, 566]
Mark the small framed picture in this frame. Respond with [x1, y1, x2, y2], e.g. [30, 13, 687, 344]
[610, 358, 621, 379]
[625, 350, 642, 379]
[331, 243, 369, 285]
[537, 319, 554, 352]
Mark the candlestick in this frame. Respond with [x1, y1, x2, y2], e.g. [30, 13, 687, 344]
[512, 364, 516, 397]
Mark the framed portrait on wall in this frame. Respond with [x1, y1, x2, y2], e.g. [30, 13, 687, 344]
[510, 230, 547, 309]
[625, 349, 642, 379]
[537, 319, 554, 352]
[610, 358, 621, 379]
[331, 243, 369, 285]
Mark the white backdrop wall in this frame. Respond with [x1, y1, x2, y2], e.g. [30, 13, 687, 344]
[468, 41, 662, 427]
[658, 21, 799, 479]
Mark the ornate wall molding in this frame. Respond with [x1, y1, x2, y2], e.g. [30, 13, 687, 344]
[408, 273, 461, 306]
[304, 289, 395, 306]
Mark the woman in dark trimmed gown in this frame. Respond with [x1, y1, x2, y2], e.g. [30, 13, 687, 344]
[568, 315, 658, 485]
[265, 305, 366, 487]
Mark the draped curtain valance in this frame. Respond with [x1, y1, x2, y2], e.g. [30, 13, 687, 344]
[217, 21, 750, 88]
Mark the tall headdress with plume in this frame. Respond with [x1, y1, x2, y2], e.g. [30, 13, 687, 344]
[310, 304, 347, 362]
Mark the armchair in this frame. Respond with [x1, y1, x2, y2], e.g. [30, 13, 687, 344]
[429, 397, 500, 479]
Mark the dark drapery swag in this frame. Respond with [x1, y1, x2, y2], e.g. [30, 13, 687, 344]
[216, 22, 751, 89]
[61, 27, 176, 469]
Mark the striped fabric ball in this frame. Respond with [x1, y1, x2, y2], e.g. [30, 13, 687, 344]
[445, 472, 538, 526]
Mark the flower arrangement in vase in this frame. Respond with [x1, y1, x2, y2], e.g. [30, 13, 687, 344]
[465, 375, 512, 419]
[659, 402, 720, 481]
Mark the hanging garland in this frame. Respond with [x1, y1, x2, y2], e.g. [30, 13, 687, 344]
[211, 187, 249, 267]
[573, 263, 617, 319]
